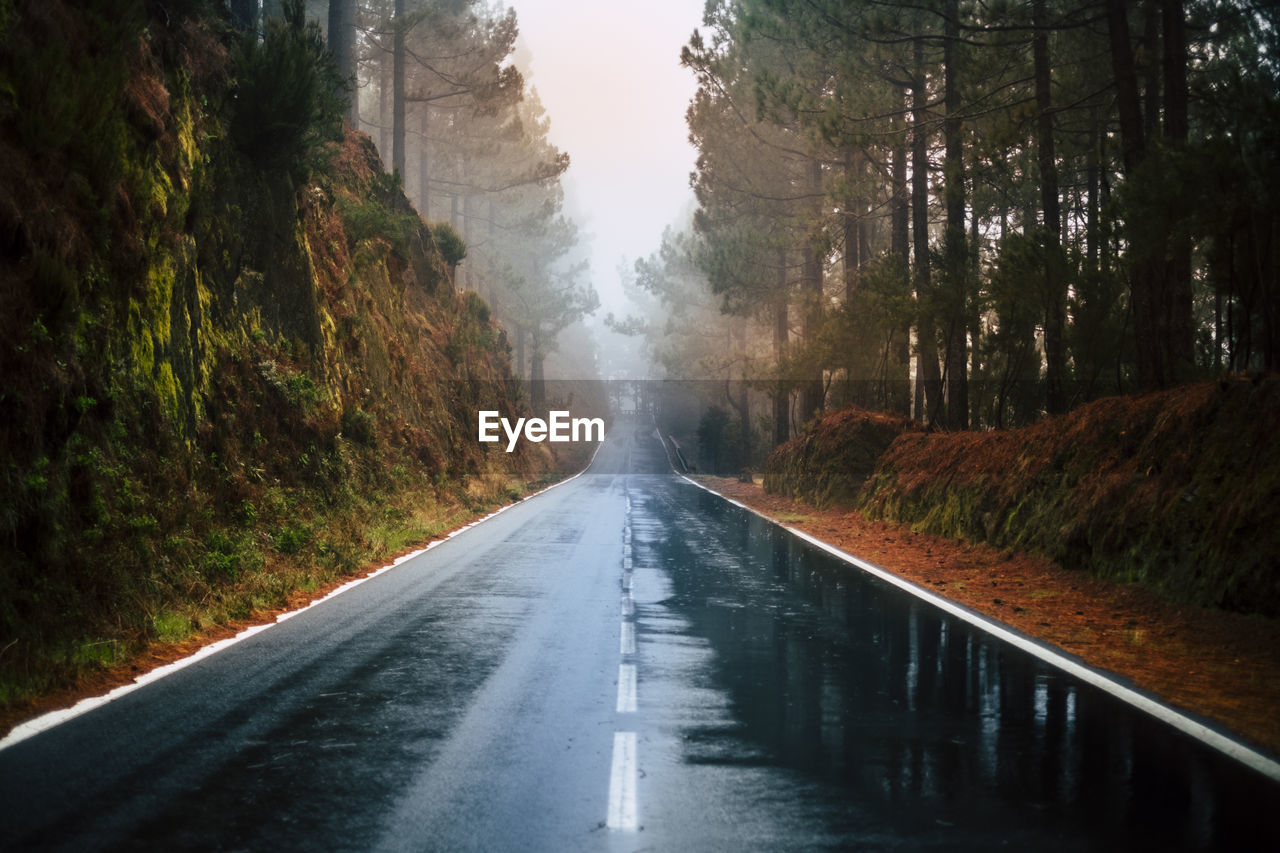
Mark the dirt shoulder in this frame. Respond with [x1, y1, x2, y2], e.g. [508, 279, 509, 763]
[692, 474, 1280, 758]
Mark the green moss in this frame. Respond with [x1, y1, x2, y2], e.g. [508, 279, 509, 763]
[151, 611, 191, 644]
[72, 639, 125, 668]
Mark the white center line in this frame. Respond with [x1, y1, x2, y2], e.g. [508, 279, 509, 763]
[607, 731, 638, 830]
[616, 663, 637, 713]
[608, 511, 640, 833]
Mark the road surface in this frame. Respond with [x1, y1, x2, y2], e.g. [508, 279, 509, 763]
[1, 415, 1277, 850]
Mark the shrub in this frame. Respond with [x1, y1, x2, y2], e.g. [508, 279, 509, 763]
[431, 221, 467, 268]
[229, 0, 345, 179]
[338, 196, 418, 251]
[273, 524, 310, 555]
[341, 406, 376, 447]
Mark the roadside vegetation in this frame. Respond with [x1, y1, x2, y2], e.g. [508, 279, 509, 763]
[765, 376, 1280, 617]
[617, 0, 1277, 492]
[0, 1, 582, 715]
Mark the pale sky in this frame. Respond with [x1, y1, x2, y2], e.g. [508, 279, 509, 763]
[507, 0, 705, 320]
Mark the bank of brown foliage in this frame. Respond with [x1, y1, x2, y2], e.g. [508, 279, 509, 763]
[767, 377, 1280, 616]
[763, 407, 916, 508]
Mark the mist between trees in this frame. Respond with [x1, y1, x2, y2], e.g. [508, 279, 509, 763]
[609, 0, 1279, 441]
[239, 0, 1277, 449]
[234, 0, 599, 405]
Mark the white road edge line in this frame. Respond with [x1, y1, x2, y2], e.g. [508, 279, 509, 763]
[607, 731, 638, 830]
[680, 475, 1280, 784]
[620, 622, 636, 656]
[0, 440, 610, 753]
[617, 663, 637, 713]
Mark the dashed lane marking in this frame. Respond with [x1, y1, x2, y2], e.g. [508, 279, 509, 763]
[616, 663, 637, 713]
[607, 731, 638, 830]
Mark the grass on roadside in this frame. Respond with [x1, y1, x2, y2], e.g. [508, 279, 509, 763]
[0, 460, 570, 718]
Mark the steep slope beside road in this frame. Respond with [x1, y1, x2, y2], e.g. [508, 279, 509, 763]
[0, 2, 560, 713]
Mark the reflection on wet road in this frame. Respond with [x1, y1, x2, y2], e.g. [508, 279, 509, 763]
[0, 416, 1276, 850]
[627, 471, 1280, 849]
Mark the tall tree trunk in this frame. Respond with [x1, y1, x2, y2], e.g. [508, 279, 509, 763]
[1163, 0, 1194, 380]
[843, 147, 860, 305]
[912, 38, 942, 425]
[730, 317, 751, 470]
[943, 0, 968, 429]
[843, 147, 864, 406]
[773, 252, 790, 447]
[417, 108, 430, 214]
[891, 99, 910, 267]
[378, 39, 391, 165]
[1142, 1, 1161, 141]
[1086, 107, 1100, 279]
[530, 333, 546, 409]
[463, 191, 473, 291]
[1106, 0, 1165, 389]
[515, 325, 525, 383]
[459, 155, 473, 290]
[969, 207, 982, 426]
[1214, 284, 1223, 372]
[392, 0, 407, 176]
[484, 195, 495, 302]
[799, 157, 825, 424]
[328, 0, 359, 126]
[263, 0, 284, 24]
[230, 0, 256, 32]
[1106, 0, 1146, 174]
[859, 200, 872, 269]
[1035, 0, 1067, 414]
[1099, 121, 1113, 277]
[891, 97, 912, 415]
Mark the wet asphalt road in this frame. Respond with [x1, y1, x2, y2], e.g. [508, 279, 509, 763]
[1, 415, 1278, 851]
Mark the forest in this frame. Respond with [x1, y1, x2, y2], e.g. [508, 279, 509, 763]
[281, 0, 599, 399]
[621, 0, 1278, 473]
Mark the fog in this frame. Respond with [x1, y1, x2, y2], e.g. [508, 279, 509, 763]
[511, 0, 704, 376]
